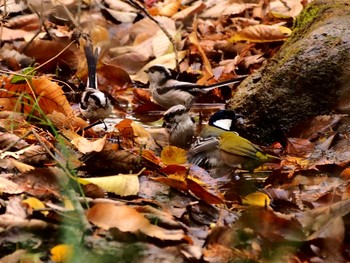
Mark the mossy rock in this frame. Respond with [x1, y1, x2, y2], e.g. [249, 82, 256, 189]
[230, 0, 350, 143]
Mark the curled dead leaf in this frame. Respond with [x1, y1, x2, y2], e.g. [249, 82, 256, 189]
[71, 135, 107, 154]
[229, 24, 291, 43]
[87, 203, 186, 241]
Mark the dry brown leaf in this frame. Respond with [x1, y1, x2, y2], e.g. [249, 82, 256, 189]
[22, 39, 79, 72]
[0, 76, 73, 116]
[130, 121, 158, 148]
[98, 64, 132, 90]
[0, 131, 29, 150]
[229, 24, 292, 43]
[172, 2, 206, 20]
[0, 144, 48, 164]
[0, 176, 23, 194]
[270, 0, 303, 19]
[47, 111, 89, 131]
[200, 2, 257, 18]
[0, 27, 35, 42]
[87, 203, 186, 240]
[0, 111, 27, 131]
[11, 159, 35, 173]
[80, 149, 142, 175]
[12, 167, 69, 198]
[285, 137, 314, 157]
[71, 135, 107, 154]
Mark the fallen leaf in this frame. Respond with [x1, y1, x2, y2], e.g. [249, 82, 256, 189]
[71, 135, 107, 154]
[242, 192, 271, 207]
[87, 203, 186, 240]
[161, 145, 187, 165]
[80, 172, 141, 197]
[152, 174, 188, 192]
[0, 176, 23, 194]
[22, 197, 48, 216]
[229, 24, 291, 43]
[50, 244, 73, 263]
[186, 178, 224, 204]
[0, 76, 73, 116]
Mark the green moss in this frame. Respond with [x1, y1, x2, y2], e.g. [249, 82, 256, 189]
[293, 4, 326, 31]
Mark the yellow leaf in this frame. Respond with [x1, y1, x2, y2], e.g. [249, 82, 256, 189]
[81, 168, 144, 196]
[161, 145, 187, 165]
[62, 197, 75, 211]
[71, 135, 107, 154]
[22, 197, 48, 216]
[50, 244, 73, 263]
[229, 24, 292, 43]
[242, 192, 271, 207]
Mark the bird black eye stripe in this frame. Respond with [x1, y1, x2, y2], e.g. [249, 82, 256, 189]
[90, 94, 106, 108]
[164, 108, 187, 120]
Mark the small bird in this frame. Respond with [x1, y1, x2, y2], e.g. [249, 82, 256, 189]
[79, 43, 113, 123]
[162, 104, 195, 149]
[187, 110, 242, 168]
[145, 65, 246, 109]
[219, 132, 280, 172]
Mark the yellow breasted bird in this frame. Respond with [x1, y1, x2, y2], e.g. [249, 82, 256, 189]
[219, 131, 280, 172]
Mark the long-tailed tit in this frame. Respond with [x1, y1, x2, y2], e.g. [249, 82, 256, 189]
[162, 104, 195, 149]
[145, 65, 247, 109]
[79, 43, 113, 123]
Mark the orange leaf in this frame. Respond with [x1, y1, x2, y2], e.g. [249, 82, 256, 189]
[152, 175, 188, 192]
[87, 203, 185, 240]
[0, 76, 73, 116]
[186, 178, 224, 204]
[160, 164, 188, 175]
[116, 119, 134, 148]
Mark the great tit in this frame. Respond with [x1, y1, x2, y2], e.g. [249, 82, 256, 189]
[145, 65, 246, 109]
[79, 42, 113, 123]
[219, 132, 280, 172]
[187, 110, 242, 168]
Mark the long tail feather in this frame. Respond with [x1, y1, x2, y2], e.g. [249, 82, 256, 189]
[84, 43, 100, 89]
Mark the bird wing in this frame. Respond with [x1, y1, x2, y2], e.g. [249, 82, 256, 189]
[157, 79, 206, 96]
[220, 133, 262, 160]
[187, 137, 221, 167]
